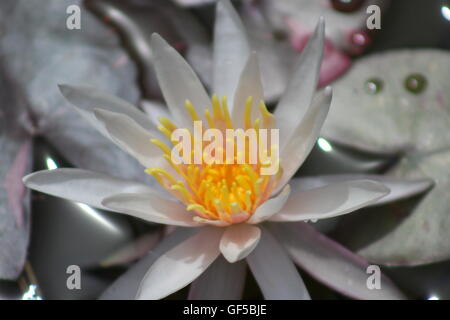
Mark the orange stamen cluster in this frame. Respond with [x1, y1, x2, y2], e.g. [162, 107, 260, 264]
[146, 95, 282, 224]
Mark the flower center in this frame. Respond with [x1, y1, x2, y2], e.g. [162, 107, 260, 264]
[147, 95, 282, 224]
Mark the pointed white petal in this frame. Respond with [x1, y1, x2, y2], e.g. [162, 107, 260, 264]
[274, 18, 325, 143]
[232, 52, 264, 127]
[137, 227, 223, 300]
[58, 84, 154, 134]
[94, 108, 165, 169]
[150, 34, 210, 127]
[188, 256, 246, 300]
[220, 224, 261, 263]
[247, 185, 290, 224]
[22, 168, 156, 211]
[102, 193, 200, 227]
[270, 180, 389, 222]
[213, 0, 250, 106]
[274, 87, 332, 194]
[270, 222, 405, 300]
[100, 228, 196, 299]
[290, 174, 434, 207]
[246, 228, 310, 300]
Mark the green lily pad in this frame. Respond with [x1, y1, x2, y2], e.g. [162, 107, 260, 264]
[322, 49, 450, 266]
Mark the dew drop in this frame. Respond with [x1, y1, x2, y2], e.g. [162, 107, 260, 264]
[404, 73, 427, 94]
[364, 78, 383, 94]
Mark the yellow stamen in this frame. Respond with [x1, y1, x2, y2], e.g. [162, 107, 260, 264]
[171, 181, 192, 203]
[150, 138, 171, 156]
[157, 125, 173, 140]
[147, 95, 282, 224]
[222, 96, 233, 129]
[244, 96, 253, 129]
[212, 95, 223, 119]
[204, 109, 215, 128]
[185, 100, 200, 121]
[158, 117, 177, 132]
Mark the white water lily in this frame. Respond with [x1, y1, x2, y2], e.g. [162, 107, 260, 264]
[23, 0, 430, 300]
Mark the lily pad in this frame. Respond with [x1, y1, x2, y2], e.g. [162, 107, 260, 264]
[322, 49, 450, 265]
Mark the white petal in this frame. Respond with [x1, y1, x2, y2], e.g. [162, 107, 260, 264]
[269, 222, 405, 300]
[100, 228, 196, 299]
[274, 18, 324, 144]
[247, 185, 290, 224]
[220, 224, 261, 263]
[290, 174, 434, 207]
[213, 0, 250, 106]
[141, 99, 172, 127]
[150, 34, 210, 128]
[22, 168, 156, 211]
[58, 84, 154, 134]
[188, 256, 246, 300]
[270, 180, 390, 222]
[246, 227, 310, 300]
[94, 108, 165, 169]
[193, 216, 230, 227]
[102, 193, 200, 227]
[232, 52, 264, 127]
[274, 87, 332, 194]
[137, 227, 223, 299]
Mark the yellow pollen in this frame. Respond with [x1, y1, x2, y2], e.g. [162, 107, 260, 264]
[184, 100, 200, 121]
[158, 117, 177, 132]
[146, 95, 282, 224]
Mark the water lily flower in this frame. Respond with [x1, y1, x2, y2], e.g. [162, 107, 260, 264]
[23, 0, 428, 300]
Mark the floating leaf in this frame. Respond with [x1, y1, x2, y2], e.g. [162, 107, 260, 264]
[323, 49, 450, 265]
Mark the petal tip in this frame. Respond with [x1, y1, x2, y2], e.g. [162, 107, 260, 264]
[22, 172, 33, 186]
[58, 83, 73, 98]
[92, 107, 109, 120]
[315, 16, 326, 43]
[418, 178, 436, 190]
[150, 33, 166, 50]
